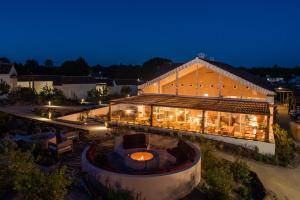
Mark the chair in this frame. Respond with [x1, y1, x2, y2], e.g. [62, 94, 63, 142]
[114, 133, 150, 157]
[62, 130, 79, 141]
[48, 139, 73, 155]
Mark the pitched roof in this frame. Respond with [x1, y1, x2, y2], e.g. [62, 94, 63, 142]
[140, 58, 274, 94]
[111, 94, 270, 115]
[17, 75, 96, 85]
[60, 76, 96, 84]
[202, 59, 274, 92]
[95, 78, 114, 86]
[0, 63, 13, 74]
[114, 79, 141, 85]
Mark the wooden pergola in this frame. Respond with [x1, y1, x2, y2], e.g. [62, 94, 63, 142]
[110, 94, 270, 115]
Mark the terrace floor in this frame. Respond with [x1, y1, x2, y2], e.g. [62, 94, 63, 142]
[0, 105, 107, 133]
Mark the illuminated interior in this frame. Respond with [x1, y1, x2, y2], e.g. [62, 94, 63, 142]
[111, 104, 268, 142]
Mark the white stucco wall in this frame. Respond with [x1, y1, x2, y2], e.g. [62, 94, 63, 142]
[108, 85, 138, 95]
[55, 84, 96, 100]
[81, 145, 201, 200]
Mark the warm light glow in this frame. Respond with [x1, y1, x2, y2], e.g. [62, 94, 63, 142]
[204, 93, 208, 97]
[179, 110, 183, 114]
[98, 101, 102, 105]
[130, 152, 154, 161]
[126, 109, 131, 114]
[48, 101, 51, 106]
[81, 99, 85, 104]
[48, 112, 52, 119]
[169, 115, 174, 120]
[138, 105, 144, 110]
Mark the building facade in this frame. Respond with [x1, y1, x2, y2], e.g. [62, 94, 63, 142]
[109, 57, 276, 154]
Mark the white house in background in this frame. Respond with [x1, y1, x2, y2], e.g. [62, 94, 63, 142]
[95, 78, 141, 96]
[110, 79, 140, 95]
[16, 75, 96, 100]
[0, 63, 18, 91]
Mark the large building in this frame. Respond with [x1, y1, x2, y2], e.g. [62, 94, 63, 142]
[109, 57, 276, 154]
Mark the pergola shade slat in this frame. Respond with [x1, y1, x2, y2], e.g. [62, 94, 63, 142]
[111, 94, 270, 115]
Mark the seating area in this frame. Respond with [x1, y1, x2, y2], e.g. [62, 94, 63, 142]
[86, 132, 198, 175]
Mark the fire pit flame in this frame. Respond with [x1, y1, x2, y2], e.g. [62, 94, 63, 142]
[130, 152, 153, 161]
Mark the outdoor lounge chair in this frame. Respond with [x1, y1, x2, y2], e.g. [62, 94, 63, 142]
[62, 130, 79, 141]
[114, 133, 150, 156]
[48, 139, 73, 155]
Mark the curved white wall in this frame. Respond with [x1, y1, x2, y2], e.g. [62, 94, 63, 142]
[81, 146, 201, 200]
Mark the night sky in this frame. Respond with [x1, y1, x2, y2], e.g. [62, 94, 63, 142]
[1, 0, 299, 67]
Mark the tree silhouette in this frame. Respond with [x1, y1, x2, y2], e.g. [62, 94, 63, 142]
[44, 59, 54, 67]
[0, 57, 10, 63]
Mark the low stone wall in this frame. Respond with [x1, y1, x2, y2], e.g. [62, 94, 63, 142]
[57, 106, 109, 122]
[81, 145, 201, 200]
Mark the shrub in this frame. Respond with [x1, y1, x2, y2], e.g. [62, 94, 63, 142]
[0, 144, 71, 199]
[273, 124, 295, 166]
[231, 160, 252, 184]
[205, 164, 234, 199]
[0, 79, 10, 96]
[8, 87, 36, 102]
[120, 86, 132, 96]
[237, 185, 251, 200]
[87, 88, 105, 102]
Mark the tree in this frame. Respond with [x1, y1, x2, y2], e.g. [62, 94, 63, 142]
[24, 59, 39, 68]
[140, 57, 172, 81]
[44, 59, 54, 67]
[0, 57, 10, 63]
[61, 57, 90, 76]
[0, 79, 10, 96]
[120, 86, 132, 96]
[87, 88, 104, 102]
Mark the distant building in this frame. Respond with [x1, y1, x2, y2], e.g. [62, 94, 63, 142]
[0, 63, 18, 91]
[95, 78, 141, 96]
[16, 75, 97, 100]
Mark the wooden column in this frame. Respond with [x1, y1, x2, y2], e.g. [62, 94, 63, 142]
[266, 115, 270, 142]
[175, 70, 179, 95]
[196, 64, 199, 96]
[150, 105, 154, 126]
[201, 110, 205, 134]
[108, 102, 112, 121]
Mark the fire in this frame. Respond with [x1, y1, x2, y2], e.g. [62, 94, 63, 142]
[138, 155, 144, 161]
[130, 152, 153, 161]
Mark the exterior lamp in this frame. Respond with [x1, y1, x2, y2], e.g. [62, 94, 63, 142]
[98, 101, 102, 105]
[48, 112, 52, 119]
[48, 101, 51, 106]
[81, 99, 85, 104]
[204, 93, 208, 97]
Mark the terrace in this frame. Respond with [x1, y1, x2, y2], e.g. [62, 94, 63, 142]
[109, 94, 271, 143]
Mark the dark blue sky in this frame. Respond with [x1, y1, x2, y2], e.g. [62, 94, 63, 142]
[1, 0, 299, 67]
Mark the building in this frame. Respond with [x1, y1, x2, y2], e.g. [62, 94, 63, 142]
[96, 78, 140, 96]
[109, 57, 276, 154]
[16, 75, 96, 100]
[0, 63, 17, 91]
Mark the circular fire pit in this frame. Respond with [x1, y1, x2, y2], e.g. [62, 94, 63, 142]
[125, 150, 159, 170]
[130, 151, 154, 161]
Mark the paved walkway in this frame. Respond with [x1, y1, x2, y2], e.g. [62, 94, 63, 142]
[0, 105, 108, 134]
[147, 134, 300, 200]
[216, 151, 300, 200]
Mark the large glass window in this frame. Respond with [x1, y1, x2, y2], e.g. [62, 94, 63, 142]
[111, 104, 151, 125]
[153, 107, 203, 132]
